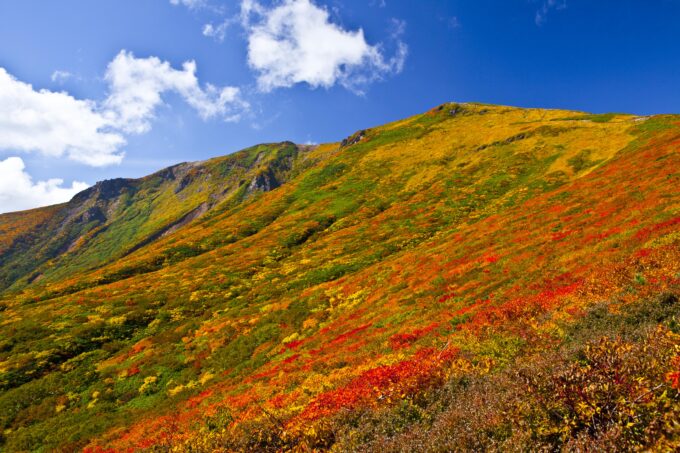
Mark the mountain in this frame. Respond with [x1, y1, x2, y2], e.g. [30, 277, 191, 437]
[0, 141, 313, 291]
[0, 103, 679, 452]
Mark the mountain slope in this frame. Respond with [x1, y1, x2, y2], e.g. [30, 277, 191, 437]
[0, 141, 314, 291]
[0, 103, 679, 451]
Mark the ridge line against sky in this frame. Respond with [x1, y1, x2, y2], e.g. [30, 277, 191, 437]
[1, 0, 679, 214]
[0, 0, 407, 213]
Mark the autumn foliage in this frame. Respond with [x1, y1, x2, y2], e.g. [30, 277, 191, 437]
[0, 103, 679, 451]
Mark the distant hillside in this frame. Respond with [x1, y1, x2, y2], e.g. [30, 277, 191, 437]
[1, 103, 679, 452]
[0, 141, 315, 291]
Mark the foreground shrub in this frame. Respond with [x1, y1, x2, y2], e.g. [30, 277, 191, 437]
[343, 297, 680, 452]
[170, 293, 680, 452]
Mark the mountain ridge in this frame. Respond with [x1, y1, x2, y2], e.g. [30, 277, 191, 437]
[0, 140, 317, 292]
[0, 102, 679, 451]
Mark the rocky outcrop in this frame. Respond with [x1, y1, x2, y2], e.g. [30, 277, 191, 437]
[247, 169, 280, 193]
[341, 130, 366, 148]
[74, 207, 106, 224]
[71, 178, 135, 204]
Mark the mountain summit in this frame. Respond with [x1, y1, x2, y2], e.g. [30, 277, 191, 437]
[1, 103, 679, 451]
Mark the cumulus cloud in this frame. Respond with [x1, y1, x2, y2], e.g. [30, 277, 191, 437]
[241, 0, 407, 93]
[103, 50, 247, 134]
[0, 52, 247, 167]
[535, 0, 567, 26]
[0, 157, 88, 214]
[0, 51, 247, 211]
[0, 68, 126, 166]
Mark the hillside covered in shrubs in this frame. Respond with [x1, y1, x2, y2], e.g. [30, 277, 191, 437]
[0, 103, 679, 451]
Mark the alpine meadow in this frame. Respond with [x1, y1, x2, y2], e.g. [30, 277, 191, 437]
[1, 1, 680, 452]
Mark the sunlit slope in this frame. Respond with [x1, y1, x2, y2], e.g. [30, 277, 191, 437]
[8, 104, 639, 299]
[0, 103, 678, 451]
[0, 204, 62, 254]
[0, 141, 311, 291]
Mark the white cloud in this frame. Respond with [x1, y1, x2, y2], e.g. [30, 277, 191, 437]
[169, 0, 206, 9]
[0, 51, 247, 168]
[0, 157, 88, 214]
[0, 68, 126, 166]
[203, 19, 235, 42]
[536, 0, 567, 25]
[241, 0, 407, 93]
[50, 70, 74, 84]
[103, 50, 247, 134]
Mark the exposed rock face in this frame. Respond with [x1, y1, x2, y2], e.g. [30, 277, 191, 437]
[74, 207, 106, 224]
[445, 103, 487, 117]
[449, 105, 464, 116]
[61, 179, 139, 236]
[71, 178, 135, 204]
[248, 169, 280, 193]
[153, 166, 179, 183]
[447, 103, 476, 117]
[171, 163, 215, 196]
[175, 172, 195, 194]
[245, 142, 302, 195]
[341, 130, 366, 148]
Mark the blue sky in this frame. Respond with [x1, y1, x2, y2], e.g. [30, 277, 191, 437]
[0, 0, 679, 213]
